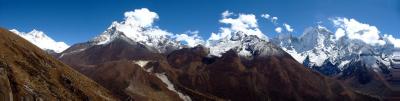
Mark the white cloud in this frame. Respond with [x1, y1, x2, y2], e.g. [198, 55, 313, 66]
[124, 8, 159, 27]
[208, 28, 233, 41]
[10, 29, 69, 53]
[209, 32, 220, 41]
[95, 8, 177, 50]
[174, 30, 204, 47]
[271, 17, 278, 24]
[261, 14, 270, 19]
[206, 11, 268, 57]
[261, 13, 293, 33]
[275, 27, 282, 33]
[383, 34, 400, 48]
[222, 10, 233, 18]
[112, 8, 170, 45]
[283, 23, 294, 32]
[261, 13, 278, 25]
[209, 12, 266, 41]
[220, 14, 258, 28]
[332, 17, 386, 46]
[334, 28, 346, 40]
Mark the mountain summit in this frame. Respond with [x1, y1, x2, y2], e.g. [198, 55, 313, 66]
[90, 8, 180, 53]
[207, 31, 283, 59]
[273, 24, 395, 97]
[10, 29, 69, 53]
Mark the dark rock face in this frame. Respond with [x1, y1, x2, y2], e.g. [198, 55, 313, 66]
[339, 60, 392, 97]
[314, 60, 341, 76]
[165, 46, 378, 101]
[0, 28, 117, 101]
[303, 56, 341, 77]
[302, 56, 392, 97]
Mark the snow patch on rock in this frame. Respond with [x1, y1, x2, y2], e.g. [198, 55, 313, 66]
[133, 60, 150, 68]
[155, 73, 192, 101]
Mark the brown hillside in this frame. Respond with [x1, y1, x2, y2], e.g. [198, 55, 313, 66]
[164, 46, 379, 101]
[60, 37, 182, 101]
[0, 28, 117, 101]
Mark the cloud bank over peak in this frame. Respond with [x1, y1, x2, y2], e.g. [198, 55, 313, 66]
[124, 8, 159, 27]
[332, 17, 386, 46]
[384, 34, 400, 48]
[94, 8, 174, 46]
[174, 30, 204, 47]
[94, 8, 207, 50]
[209, 10, 267, 41]
[331, 17, 400, 48]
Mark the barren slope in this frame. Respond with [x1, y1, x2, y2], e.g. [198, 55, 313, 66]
[0, 28, 117, 101]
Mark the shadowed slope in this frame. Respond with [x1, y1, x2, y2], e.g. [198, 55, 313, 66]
[165, 45, 379, 101]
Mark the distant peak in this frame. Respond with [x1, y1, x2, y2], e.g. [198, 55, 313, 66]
[10, 29, 69, 53]
[207, 31, 282, 58]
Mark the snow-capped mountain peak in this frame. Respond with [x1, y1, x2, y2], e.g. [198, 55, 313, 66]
[68, 9, 288, 58]
[300, 26, 335, 50]
[272, 25, 338, 66]
[205, 11, 285, 58]
[275, 18, 399, 74]
[89, 8, 179, 53]
[10, 29, 69, 53]
[207, 31, 283, 58]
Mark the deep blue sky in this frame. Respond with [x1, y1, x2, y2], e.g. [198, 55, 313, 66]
[1, 0, 399, 45]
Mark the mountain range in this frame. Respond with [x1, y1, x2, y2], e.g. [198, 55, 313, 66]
[5, 8, 400, 100]
[55, 25, 377, 100]
[273, 25, 395, 97]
